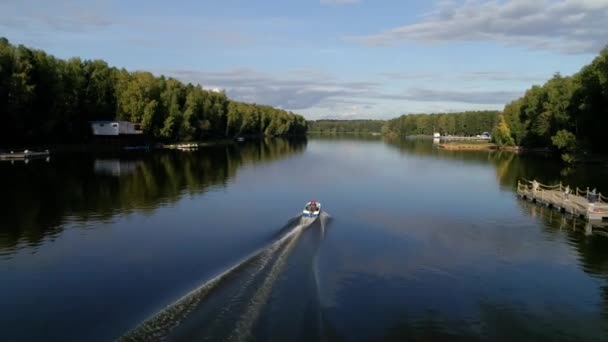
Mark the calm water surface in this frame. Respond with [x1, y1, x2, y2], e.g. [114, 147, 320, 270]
[2, 136, 608, 341]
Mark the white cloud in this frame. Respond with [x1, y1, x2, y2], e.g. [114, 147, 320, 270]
[351, 0, 608, 54]
[163, 68, 378, 111]
[385, 88, 523, 104]
[381, 71, 548, 83]
[0, 0, 114, 32]
[162, 68, 520, 118]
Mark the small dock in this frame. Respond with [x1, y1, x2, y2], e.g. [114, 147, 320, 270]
[517, 180, 608, 221]
[163, 143, 198, 151]
[0, 150, 50, 160]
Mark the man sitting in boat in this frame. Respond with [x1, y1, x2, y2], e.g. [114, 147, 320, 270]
[309, 200, 318, 212]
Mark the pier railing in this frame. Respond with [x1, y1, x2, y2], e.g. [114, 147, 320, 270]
[517, 179, 608, 221]
[518, 179, 604, 204]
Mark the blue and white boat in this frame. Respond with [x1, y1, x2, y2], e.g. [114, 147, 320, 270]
[302, 200, 321, 224]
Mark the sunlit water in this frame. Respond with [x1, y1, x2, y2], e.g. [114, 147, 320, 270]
[2, 136, 608, 341]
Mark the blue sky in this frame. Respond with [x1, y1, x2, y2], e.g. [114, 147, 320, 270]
[1, 0, 606, 119]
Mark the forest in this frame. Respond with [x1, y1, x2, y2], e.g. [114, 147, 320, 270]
[307, 120, 385, 134]
[0, 38, 307, 146]
[497, 47, 608, 161]
[383, 111, 499, 137]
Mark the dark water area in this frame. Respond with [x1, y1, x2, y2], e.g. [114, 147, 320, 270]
[2, 136, 608, 341]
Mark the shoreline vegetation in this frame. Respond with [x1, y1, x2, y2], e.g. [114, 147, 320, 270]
[383, 111, 498, 137]
[498, 47, 608, 163]
[2, 37, 607, 166]
[0, 136, 309, 154]
[0, 38, 306, 147]
[307, 131, 382, 135]
[310, 47, 608, 164]
[306, 119, 385, 135]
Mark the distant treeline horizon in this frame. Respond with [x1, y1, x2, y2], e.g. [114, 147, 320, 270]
[307, 119, 386, 134]
[0, 38, 306, 146]
[308, 111, 499, 137]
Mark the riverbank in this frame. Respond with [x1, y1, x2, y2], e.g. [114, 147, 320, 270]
[438, 142, 608, 166]
[438, 142, 499, 151]
[0, 139, 248, 156]
[0, 135, 311, 154]
[437, 142, 551, 154]
[307, 132, 382, 135]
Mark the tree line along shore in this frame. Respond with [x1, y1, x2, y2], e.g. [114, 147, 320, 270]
[2, 38, 607, 164]
[310, 47, 608, 163]
[0, 38, 306, 147]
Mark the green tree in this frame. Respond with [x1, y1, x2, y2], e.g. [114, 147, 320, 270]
[551, 129, 577, 163]
[0, 38, 307, 146]
[495, 46, 608, 160]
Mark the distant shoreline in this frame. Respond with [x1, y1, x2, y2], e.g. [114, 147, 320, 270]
[438, 142, 499, 151]
[307, 131, 382, 135]
[437, 142, 557, 155]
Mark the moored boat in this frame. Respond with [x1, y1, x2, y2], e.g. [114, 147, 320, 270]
[302, 200, 321, 224]
[176, 143, 198, 151]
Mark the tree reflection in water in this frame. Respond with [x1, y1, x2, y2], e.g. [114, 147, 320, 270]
[0, 138, 306, 253]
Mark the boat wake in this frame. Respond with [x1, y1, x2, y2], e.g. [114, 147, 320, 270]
[120, 213, 331, 341]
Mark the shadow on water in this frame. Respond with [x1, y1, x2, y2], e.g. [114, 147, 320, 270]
[383, 137, 608, 193]
[0, 138, 306, 256]
[517, 200, 608, 306]
[377, 137, 608, 339]
[120, 212, 332, 341]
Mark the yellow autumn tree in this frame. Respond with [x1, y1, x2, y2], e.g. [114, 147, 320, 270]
[492, 114, 515, 146]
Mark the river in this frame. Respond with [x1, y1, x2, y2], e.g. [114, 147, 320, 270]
[2, 136, 608, 341]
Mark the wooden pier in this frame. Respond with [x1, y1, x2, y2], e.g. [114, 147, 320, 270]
[517, 180, 608, 221]
[0, 150, 50, 160]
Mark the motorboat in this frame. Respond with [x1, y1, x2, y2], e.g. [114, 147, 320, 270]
[302, 200, 321, 224]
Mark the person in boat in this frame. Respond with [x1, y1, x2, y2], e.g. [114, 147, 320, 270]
[310, 200, 318, 212]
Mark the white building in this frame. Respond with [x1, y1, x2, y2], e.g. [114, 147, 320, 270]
[90, 121, 143, 136]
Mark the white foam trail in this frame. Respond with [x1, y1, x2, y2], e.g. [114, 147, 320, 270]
[120, 219, 306, 341]
[229, 223, 306, 341]
[204, 244, 276, 333]
[204, 222, 300, 333]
